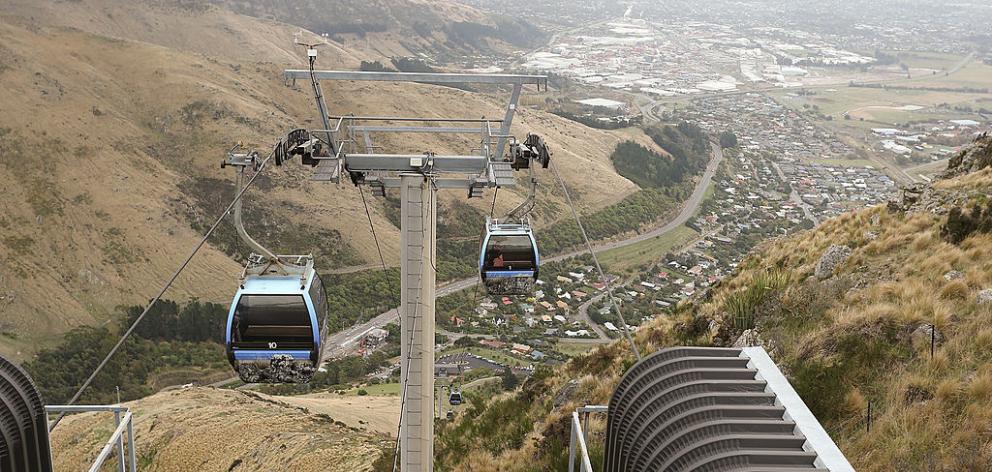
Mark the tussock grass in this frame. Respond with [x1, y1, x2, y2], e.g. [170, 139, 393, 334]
[722, 269, 791, 330]
[940, 280, 971, 300]
[673, 187, 992, 469]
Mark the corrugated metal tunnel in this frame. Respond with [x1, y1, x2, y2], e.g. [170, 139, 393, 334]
[602, 346, 854, 472]
[0, 354, 53, 472]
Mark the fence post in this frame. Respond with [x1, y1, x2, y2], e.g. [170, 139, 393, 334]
[582, 411, 590, 453]
[866, 400, 872, 433]
[568, 415, 577, 472]
[930, 325, 935, 358]
[127, 416, 137, 472]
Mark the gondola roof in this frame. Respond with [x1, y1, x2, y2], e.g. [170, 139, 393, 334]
[240, 273, 313, 293]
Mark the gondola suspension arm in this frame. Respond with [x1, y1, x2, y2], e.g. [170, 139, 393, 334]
[504, 164, 537, 223]
[503, 133, 551, 223]
[230, 151, 278, 263]
[223, 146, 304, 281]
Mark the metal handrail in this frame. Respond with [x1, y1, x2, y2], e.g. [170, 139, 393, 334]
[569, 405, 608, 472]
[45, 405, 138, 472]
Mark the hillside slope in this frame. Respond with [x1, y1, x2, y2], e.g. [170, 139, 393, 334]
[0, 0, 648, 360]
[201, 0, 548, 59]
[1, 0, 545, 63]
[435, 135, 992, 471]
[50, 387, 391, 471]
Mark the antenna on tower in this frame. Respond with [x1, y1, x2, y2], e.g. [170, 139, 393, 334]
[292, 35, 335, 157]
[294, 35, 324, 59]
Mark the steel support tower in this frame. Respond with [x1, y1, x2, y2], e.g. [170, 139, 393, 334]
[398, 172, 436, 468]
[283, 61, 546, 471]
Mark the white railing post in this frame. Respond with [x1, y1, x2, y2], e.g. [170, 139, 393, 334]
[46, 405, 138, 472]
[127, 415, 137, 471]
[569, 406, 608, 472]
[568, 413, 577, 472]
[113, 410, 126, 472]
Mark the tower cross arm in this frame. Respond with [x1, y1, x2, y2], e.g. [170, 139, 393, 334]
[284, 70, 547, 87]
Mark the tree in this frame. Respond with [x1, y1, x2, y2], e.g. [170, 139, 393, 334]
[360, 60, 390, 72]
[500, 368, 519, 391]
[719, 131, 739, 149]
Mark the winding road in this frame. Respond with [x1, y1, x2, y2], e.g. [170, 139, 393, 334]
[322, 144, 725, 358]
[576, 294, 609, 340]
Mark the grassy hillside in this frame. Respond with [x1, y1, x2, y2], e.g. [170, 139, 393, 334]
[0, 0, 649, 360]
[435, 137, 992, 471]
[50, 387, 391, 471]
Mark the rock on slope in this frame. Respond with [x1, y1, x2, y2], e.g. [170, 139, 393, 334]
[51, 387, 390, 471]
[434, 134, 992, 471]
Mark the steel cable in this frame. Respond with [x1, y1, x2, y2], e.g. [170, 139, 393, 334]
[549, 160, 641, 361]
[49, 150, 276, 431]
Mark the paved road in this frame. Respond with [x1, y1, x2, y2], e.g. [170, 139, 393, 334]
[770, 161, 818, 226]
[562, 143, 724, 254]
[322, 144, 724, 359]
[576, 294, 609, 340]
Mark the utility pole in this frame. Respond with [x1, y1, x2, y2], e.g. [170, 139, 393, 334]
[281, 61, 546, 472]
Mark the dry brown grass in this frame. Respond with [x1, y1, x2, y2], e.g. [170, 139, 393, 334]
[760, 204, 992, 470]
[0, 1, 648, 360]
[51, 387, 390, 472]
[632, 181, 990, 470]
[935, 167, 992, 190]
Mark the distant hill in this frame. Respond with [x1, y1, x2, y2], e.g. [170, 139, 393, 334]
[1, 0, 546, 62]
[202, 0, 549, 58]
[0, 0, 655, 360]
[434, 135, 992, 471]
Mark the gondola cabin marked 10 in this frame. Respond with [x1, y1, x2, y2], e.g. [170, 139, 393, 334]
[479, 217, 540, 296]
[225, 257, 328, 384]
[221, 146, 329, 384]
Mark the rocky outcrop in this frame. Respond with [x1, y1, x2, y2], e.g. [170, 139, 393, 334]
[815, 245, 852, 280]
[887, 134, 990, 215]
[887, 183, 928, 213]
[887, 183, 968, 215]
[732, 329, 773, 354]
[978, 289, 992, 306]
[941, 132, 992, 179]
[552, 379, 578, 409]
[944, 270, 965, 281]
